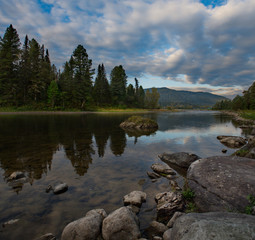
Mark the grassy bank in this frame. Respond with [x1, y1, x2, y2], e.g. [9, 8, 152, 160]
[239, 110, 255, 121]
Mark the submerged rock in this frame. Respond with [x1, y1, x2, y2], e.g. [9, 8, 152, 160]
[159, 152, 200, 169]
[2, 219, 19, 227]
[34, 233, 56, 240]
[169, 212, 255, 240]
[53, 183, 68, 194]
[102, 207, 141, 240]
[147, 171, 161, 179]
[7, 172, 26, 181]
[217, 135, 246, 148]
[151, 163, 176, 176]
[188, 156, 255, 212]
[123, 190, 147, 207]
[61, 209, 107, 240]
[155, 192, 184, 223]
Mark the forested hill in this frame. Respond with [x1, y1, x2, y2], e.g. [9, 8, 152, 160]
[146, 87, 227, 108]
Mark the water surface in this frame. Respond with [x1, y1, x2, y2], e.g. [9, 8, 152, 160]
[0, 111, 244, 239]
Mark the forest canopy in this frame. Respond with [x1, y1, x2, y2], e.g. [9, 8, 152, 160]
[0, 24, 160, 110]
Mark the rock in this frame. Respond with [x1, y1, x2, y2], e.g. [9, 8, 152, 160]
[151, 163, 176, 176]
[34, 233, 56, 240]
[120, 116, 158, 130]
[153, 237, 162, 240]
[123, 191, 147, 207]
[155, 192, 185, 223]
[251, 128, 255, 135]
[169, 212, 255, 240]
[53, 183, 68, 194]
[159, 152, 200, 169]
[188, 156, 255, 212]
[222, 149, 227, 153]
[166, 212, 184, 228]
[163, 229, 172, 240]
[102, 206, 141, 240]
[7, 172, 26, 181]
[217, 135, 246, 148]
[147, 171, 161, 179]
[61, 209, 107, 240]
[2, 219, 19, 227]
[170, 180, 181, 191]
[147, 221, 168, 238]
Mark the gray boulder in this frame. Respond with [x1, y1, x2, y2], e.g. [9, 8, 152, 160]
[151, 163, 176, 176]
[147, 171, 161, 179]
[159, 152, 200, 169]
[146, 221, 168, 238]
[102, 206, 141, 240]
[123, 191, 147, 207]
[188, 156, 255, 212]
[217, 135, 246, 148]
[168, 212, 255, 240]
[155, 192, 184, 223]
[61, 209, 107, 240]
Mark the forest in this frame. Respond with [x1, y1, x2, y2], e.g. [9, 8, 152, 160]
[213, 81, 255, 111]
[0, 24, 160, 110]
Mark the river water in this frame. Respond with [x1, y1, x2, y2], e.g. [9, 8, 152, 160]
[0, 111, 244, 239]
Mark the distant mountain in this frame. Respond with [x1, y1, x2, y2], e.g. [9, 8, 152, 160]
[146, 87, 228, 108]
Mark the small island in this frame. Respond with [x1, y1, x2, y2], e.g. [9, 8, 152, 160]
[120, 116, 158, 131]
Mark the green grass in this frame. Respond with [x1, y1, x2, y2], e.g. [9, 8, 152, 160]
[182, 188, 195, 201]
[245, 194, 255, 215]
[234, 149, 249, 157]
[240, 111, 255, 120]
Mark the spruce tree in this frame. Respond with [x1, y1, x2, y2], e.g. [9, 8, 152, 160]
[72, 45, 94, 108]
[126, 84, 135, 107]
[110, 65, 127, 106]
[0, 24, 21, 105]
[93, 64, 111, 106]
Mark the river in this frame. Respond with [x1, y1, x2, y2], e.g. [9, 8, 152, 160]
[0, 111, 244, 239]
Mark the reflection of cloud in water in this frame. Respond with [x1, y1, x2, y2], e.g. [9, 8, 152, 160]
[136, 122, 242, 144]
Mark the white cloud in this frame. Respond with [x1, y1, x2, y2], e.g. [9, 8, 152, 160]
[1, 0, 255, 93]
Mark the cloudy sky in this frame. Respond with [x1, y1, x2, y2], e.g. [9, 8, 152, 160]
[1, 0, 255, 98]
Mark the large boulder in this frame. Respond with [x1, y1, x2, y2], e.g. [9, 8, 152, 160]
[155, 192, 184, 223]
[159, 152, 200, 169]
[188, 156, 255, 212]
[61, 209, 107, 240]
[217, 135, 246, 148]
[123, 191, 147, 207]
[167, 212, 255, 240]
[102, 207, 141, 240]
[53, 183, 68, 194]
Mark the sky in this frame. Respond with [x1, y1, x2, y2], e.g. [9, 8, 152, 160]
[1, 0, 255, 98]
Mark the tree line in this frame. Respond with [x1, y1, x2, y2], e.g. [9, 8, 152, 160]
[213, 81, 255, 111]
[0, 24, 160, 110]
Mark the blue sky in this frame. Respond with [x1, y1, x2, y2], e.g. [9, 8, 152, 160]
[1, 0, 255, 98]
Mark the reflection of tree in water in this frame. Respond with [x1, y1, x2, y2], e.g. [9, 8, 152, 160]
[0, 113, 157, 191]
[0, 115, 59, 192]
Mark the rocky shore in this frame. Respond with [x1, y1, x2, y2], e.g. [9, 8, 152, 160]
[34, 112, 255, 240]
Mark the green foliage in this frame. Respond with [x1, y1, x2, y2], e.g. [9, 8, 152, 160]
[185, 202, 198, 213]
[93, 64, 111, 106]
[0, 25, 146, 111]
[182, 188, 195, 201]
[245, 195, 255, 214]
[145, 87, 160, 109]
[234, 148, 249, 157]
[0, 24, 21, 105]
[110, 65, 127, 105]
[125, 115, 157, 125]
[240, 111, 255, 120]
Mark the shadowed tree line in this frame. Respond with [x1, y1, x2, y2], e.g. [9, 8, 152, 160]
[0, 24, 162, 110]
[213, 81, 255, 110]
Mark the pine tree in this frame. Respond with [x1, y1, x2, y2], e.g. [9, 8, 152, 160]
[93, 64, 111, 106]
[110, 65, 127, 106]
[72, 45, 95, 108]
[126, 84, 135, 107]
[0, 24, 21, 105]
[138, 85, 145, 108]
[47, 80, 60, 108]
[19, 35, 30, 104]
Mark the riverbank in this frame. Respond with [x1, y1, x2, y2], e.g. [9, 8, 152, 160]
[222, 110, 255, 124]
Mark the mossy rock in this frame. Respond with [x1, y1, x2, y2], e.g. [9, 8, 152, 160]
[120, 116, 158, 130]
